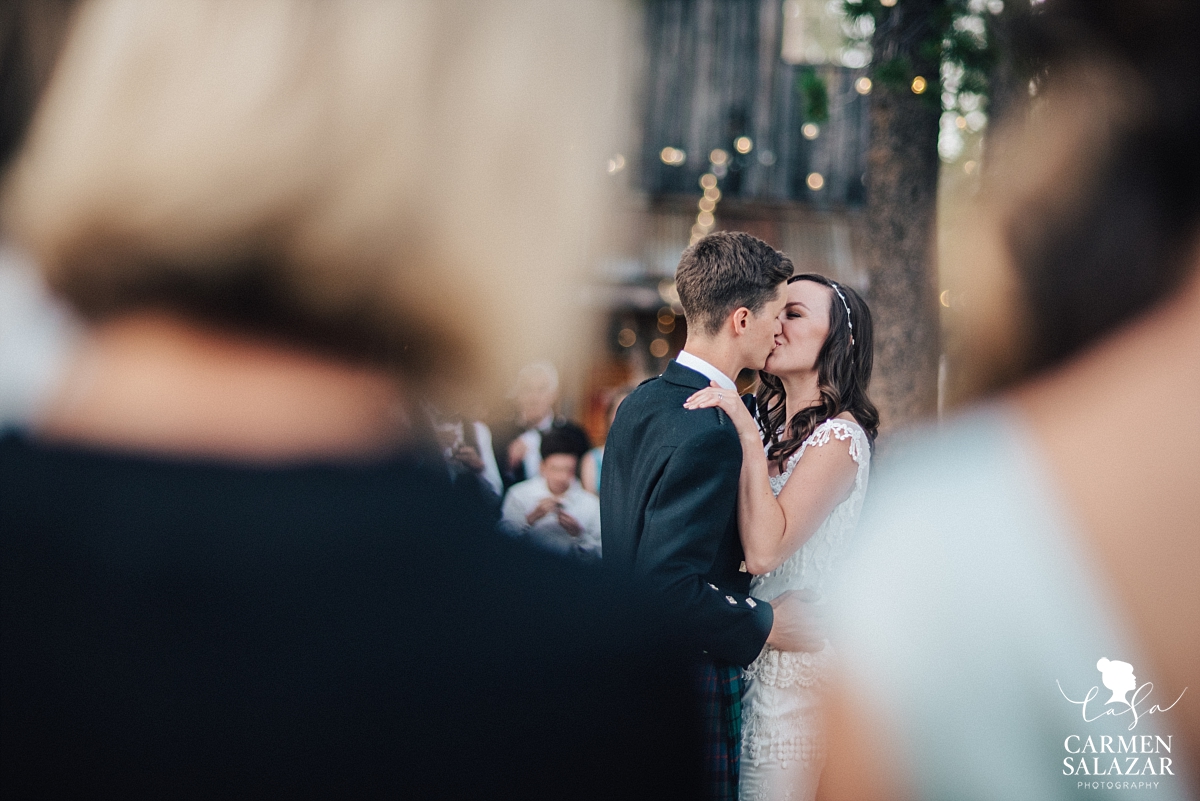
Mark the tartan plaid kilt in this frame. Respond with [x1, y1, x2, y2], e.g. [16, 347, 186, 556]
[696, 659, 745, 801]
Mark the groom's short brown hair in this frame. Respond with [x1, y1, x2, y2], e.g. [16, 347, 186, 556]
[674, 232, 794, 336]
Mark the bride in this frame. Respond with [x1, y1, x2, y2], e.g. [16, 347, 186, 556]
[685, 273, 878, 801]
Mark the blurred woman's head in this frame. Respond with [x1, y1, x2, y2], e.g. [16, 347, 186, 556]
[947, 0, 1200, 397]
[1, 0, 629, 398]
[757, 273, 878, 464]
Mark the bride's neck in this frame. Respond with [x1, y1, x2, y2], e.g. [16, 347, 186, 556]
[780, 370, 821, 424]
[36, 311, 411, 462]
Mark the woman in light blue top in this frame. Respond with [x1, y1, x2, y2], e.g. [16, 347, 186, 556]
[817, 1, 1200, 798]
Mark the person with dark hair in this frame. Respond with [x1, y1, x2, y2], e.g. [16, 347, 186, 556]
[684, 272, 878, 801]
[601, 231, 827, 801]
[811, 1, 1200, 799]
[500, 424, 600, 561]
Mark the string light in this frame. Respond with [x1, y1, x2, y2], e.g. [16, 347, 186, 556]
[855, 77, 873, 95]
[734, 136, 753, 154]
[802, 123, 820, 140]
[657, 307, 676, 334]
[692, 173, 724, 245]
[660, 146, 686, 166]
[806, 172, 825, 191]
[911, 76, 928, 94]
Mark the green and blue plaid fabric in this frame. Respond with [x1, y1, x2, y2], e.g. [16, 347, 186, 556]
[698, 660, 745, 801]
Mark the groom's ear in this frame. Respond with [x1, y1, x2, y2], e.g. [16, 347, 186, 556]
[729, 306, 752, 335]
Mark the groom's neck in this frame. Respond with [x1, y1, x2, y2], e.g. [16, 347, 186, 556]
[680, 336, 742, 384]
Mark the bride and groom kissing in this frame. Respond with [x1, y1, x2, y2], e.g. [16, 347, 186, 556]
[601, 231, 878, 801]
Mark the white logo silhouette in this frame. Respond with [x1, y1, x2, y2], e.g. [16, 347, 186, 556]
[1058, 657, 1187, 731]
[1097, 658, 1137, 708]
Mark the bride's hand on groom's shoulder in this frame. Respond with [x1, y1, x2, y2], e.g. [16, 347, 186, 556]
[765, 589, 827, 653]
[683, 381, 757, 437]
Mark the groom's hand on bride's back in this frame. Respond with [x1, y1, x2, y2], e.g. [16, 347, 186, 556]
[765, 589, 826, 653]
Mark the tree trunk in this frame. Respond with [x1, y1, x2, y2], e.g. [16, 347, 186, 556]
[862, 0, 944, 434]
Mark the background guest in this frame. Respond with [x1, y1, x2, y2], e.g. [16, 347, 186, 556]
[501, 426, 601, 561]
[429, 402, 505, 510]
[491, 361, 590, 489]
[580, 385, 631, 495]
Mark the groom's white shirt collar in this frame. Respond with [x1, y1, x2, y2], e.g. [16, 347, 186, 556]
[675, 350, 737, 391]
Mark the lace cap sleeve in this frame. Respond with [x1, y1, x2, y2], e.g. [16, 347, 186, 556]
[774, 418, 869, 492]
[800, 418, 867, 466]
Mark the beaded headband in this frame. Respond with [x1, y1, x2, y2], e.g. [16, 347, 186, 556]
[829, 281, 855, 345]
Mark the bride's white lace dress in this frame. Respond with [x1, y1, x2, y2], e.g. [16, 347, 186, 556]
[739, 418, 870, 801]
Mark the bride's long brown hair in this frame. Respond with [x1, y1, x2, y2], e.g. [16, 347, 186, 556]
[756, 274, 879, 465]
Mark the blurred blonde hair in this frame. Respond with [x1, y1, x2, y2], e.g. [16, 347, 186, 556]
[1, 0, 629, 393]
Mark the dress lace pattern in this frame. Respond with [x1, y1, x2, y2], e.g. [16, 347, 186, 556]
[739, 418, 870, 800]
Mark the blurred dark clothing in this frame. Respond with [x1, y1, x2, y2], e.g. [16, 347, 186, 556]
[490, 416, 590, 489]
[0, 431, 701, 799]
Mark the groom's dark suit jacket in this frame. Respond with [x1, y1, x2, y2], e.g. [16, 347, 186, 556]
[600, 360, 773, 668]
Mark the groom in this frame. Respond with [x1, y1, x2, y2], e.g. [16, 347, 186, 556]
[601, 232, 820, 800]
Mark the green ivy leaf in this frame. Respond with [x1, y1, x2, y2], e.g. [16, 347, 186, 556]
[798, 67, 829, 123]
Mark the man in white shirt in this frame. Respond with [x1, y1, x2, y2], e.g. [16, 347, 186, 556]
[501, 427, 601, 561]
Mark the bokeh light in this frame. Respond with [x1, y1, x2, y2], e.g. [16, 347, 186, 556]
[660, 146, 686, 165]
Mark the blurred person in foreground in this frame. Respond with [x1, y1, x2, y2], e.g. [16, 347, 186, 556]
[491, 361, 590, 490]
[818, 1, 1200, 799]
[500, 426, 601, 562]
[0, 1, 703, 798]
